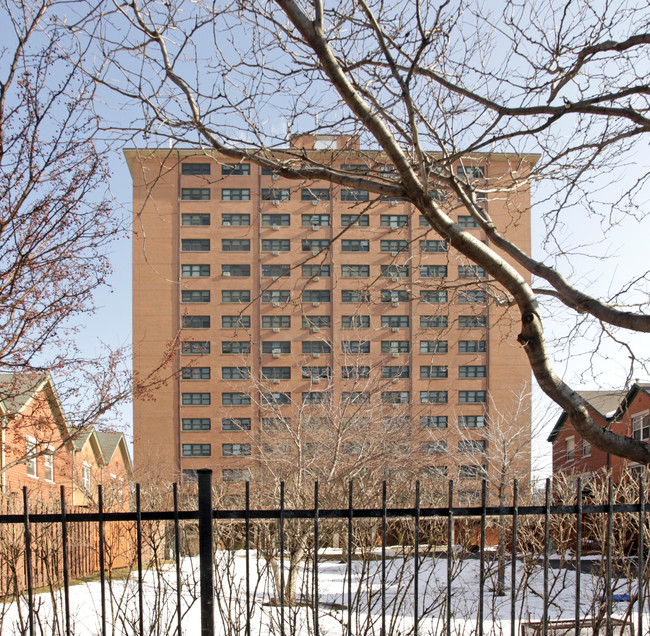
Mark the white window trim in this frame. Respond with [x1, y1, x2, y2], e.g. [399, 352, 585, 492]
[26, 436, 37, 479]
[44, 446, 55, 482]
[632, 410, 650, 441]
[82, 462, 92, 492]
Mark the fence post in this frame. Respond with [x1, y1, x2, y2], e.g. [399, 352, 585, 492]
[197, 469, 214, 636]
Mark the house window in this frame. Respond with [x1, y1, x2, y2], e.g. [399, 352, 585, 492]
[182, 418, 211, 431]
[457, 165, 485, 179]
[302, 316, 330, 329]
[459, 290, 487, 303]
[222, 392, 251, 406]
[341, 315, 370, 328]
[222, 290, 251, 303]
[262, 367, 292, 380]
[182, 290, 210, 303]
[583, 439, 592, 457]
[262, 341, 291, 354]
[420, 366, 448, 379]
[302, 239, 330, 253]
[181, 188, 210, 200]
[302, 188, 330, 201]
[222, 444, 251, 457]
[183, 444, 211, 457]
[459, 265, 487, 278]
[459, 366, 486, 378]
[459, 391, 486, 403]
[222, 239, 250, 252]
[301, 341, 331, 354]
[421, 291, 448, 304]
[262, 239, 291, 252]
[182, 393, 211, 406]
[341, 189, 369, 202]
[222, 316, 251, 329]
[381, 290, 410, 304]
[262, 214, 290, 226]
[341, 214, 369, 226]
[301, 290, 331, 303]
[82, 463, 91, 491]
[459, 315, 487, 328]
[381, 265, 409, 278]
[262, 316, 291, 329]
[25, 438, 37, 478]
[419, 216, 431, 228]
[222, 213, 250, 226]
[341, 290, 371, 303]
[181, 341, 210, 354]
[222, 264, 250, 277]
[302, 264, 330, 278]
[458, 415, 486, 429]
[262, 417, 287, 431]
[217, 348, 245, 365]
[222, 367, 251, 380]
[381, 315, 409, 328]
[458, 215, 479, 228]
[262, 290, 291, 303]
[302, 214, 331, 226]
[380, 240, 408, 253]
[421, 441, 447, 454]
[420, 391, 448, 404]
[632, 412, 650, 441]
[263, 392, 292, 405]
[181, 239, 210, 252]
[341, 366, 370, 379]
[302, 366, 332, 379]
[182, 264, 210, 277]
[262, 264, 290, 278]
[420, 240, 447, 253]
[341, 265, 370, 278]
[459, 440, 486, 453]
[182, 316, 210, 329]
[342, 340, 370, 354]
[182, 213, 210, 226]
[420, 341, 448, 354]
[340, 240, 369, 252]
[382, 391, 409, 404]
[302, 392, 330, 405]
[222, 188, 250, 200]
[222, 418, 251, 431]
[421, 416, 448, 429]
[566, 436, 575, 462]
[222, 469, 251, 482]
[182, 367, 211, 380]
[222, 163, 250, 175]
[459, 465, 487, 479]
[420, 315, 448, 329]
[381, 341, 409, 354]
[380, 214, 408, 227]
[182, 163, 211, 175]
[459, 340, 487, 354]
[420, 265, 447, 278]
[261, 188, 291, 201]
[381, 366, 409, 379]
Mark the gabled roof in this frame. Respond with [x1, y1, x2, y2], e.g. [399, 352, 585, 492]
[95, 431, 133, 476]
[611, 383, 650, 421]
[547, 389, 629, 443]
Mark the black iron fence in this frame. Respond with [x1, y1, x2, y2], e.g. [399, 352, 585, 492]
[1, 470, 648, 636]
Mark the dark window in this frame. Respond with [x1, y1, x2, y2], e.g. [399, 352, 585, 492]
[182, 264, 210, 277]
[182, 418, 211, 431]
[182, 239, 210, 252]
[458, 215, 479, 228]
[182, 213, 210, 226]
[457, 165, 485, 179]
[262, 418, 287, 431]
[222, 316, 251, 329]
[262, 264, 290, 278]
[301, 188, 330, 201]
[459, 315, 487, 328]
[222, 264, 250, 277]
[262, 214, 291, 226]
[381, 341, 409, 354]
[420, 441, 447, 454]
[262, 341, 291, 354]
[302, 214, 330, 226]
[262, 316, 291, 329]
[342, 340, 370, 354]
[222, 469, 251, 482]
[420, 391, 448, 404]
[420, 366, 448, 379]
[341, 315, 370, 328]
[222, 418, 251, 431]
[262, 239, 291, 252]
[459, 340, 487, 353]
[459, 465, 487, 480]
[222, 392, 251, 406]
[222, 239, 250, 252]
[381, 290, 410, 303]
[302, 366, 332, 379]
[341, 366, 370, 379]
[302, 264, 330, 278]
[182, 163, 211, 175]
[421, 291, 448, 303]
[381, 315, 409, 328]
[341, 189, 369, 202]
[222, 367, 251, 380]
[222, 188, 250, 200]
[382, 391, 409, 404]
[381, 366, 409, 379]
[263, 392, 292, 405]
[181, 188, 210, 200]
[419, 216, 431, 228]
[341, 214, 369, 226]
[222, 341, 251, 354]
[459, 365, 486, 378]
[341, 240, 369, 252]
[341, 264, 370, 277]
[302, 316, 331, 329]
[182, 444, 211, 456]
[458, 415, 486, 428]
[181, 341, 210, 355]
[261, 188, 290, 201]
[420, 340, 448, 354]
[302, 341, 331, 354]
[421, 466, 449, 480]
[420, 315, 448, 328]
[380, 240, 408, 253]
[459, 390, 487, 403]
[380, 215, 408, 227]
[222, 443, 251, 456]
[341, 290, 371, 303]
[261, 290, 291, 304]
[222, 290, 251, 303]
[222, 163, 250, 176]
[421, 416, 448, 429]
[341, 392, 370, 404]
[341, 163, 369, 172]
[301, 290, 331, 303]
[182, 316, 210, 329]
[420, 265, 447, 278]
[182, 290, 210, 303]
[420, 240, 447, 253]
[182, 367, 210, 380]
[459, 440, 486, 453]
[302, 392, 331, 404]
[459, 265, 487, 278]
[262, 367, 292, 380]
[182, 393, 210, 406]
[222, 214, 250, 226]
[381, 265, 409, 278]
[459, 290, 487, 303]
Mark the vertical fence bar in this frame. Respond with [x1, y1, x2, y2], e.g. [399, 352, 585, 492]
[173, 483, 182, 636]
[245, 481, 251, 636]
[447, 479, 453, 636]
[98, 485, 106, 636]
[510, 480, 519, 636]
[280, 481, 285, 636]
[60, 486, 71, 636]
[575, 478, 583, 636]
[414, 480, 420, 636]
[136, 483, 144, 635]
[22, 487, 34, 636]
[543, 478, 550, 636]
[381, 480, 387, 636]
[197, 469, 214, 636]
[638, 474, 645, 636]
[347, 481, 353, 636]
[313, 481, 319, 636]
[606, 476, 613, 636]
[478, 479, 487, 636]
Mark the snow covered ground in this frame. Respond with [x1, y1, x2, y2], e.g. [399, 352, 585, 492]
[0, 549, 646, 635]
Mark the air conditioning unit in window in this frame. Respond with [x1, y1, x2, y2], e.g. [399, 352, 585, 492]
[313, 276, 320, 282]
[223, 221, 231, 226]
[390, 223, 398, 231]
[223, 271, 231, 277]
[272, 327, 281, 333]
[391, 276, 398, 282]
[391, 301, 399, 307]
[352, 221, 360, 227]
[272, 200, 280, 207]
[272, 301, 280, 307]
[391, 327, 399, 333]
[391, 352, 399, 358]
[391, 377, 399, 384]
[312, 225, 319, 231]
[312, 301, 320, 307]
[391, 251, 398, 257]
[392, 403, 400, 409]
[313, 352, 321, 358]
[272, 224, 280, 231]
[272, 251, 280, 256]
[311, 326, 320, 333]
[313, 377, 321, 384]
[272, 276, 279, 282]
[311, 200, 319, 206]
[311, 249, 319, 256]
[390, 200, 398, 207]
[272, 350, 281, 358]
[272, 173, 280, 180]
[272, 378, 281, 384]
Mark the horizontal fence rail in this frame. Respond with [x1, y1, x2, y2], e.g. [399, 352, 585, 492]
[0, 472, 648, 636]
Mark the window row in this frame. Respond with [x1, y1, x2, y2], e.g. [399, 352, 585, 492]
[181, 187, 373, 202]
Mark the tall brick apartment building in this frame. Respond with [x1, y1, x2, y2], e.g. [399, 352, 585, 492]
[126, 135, 534, 496]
